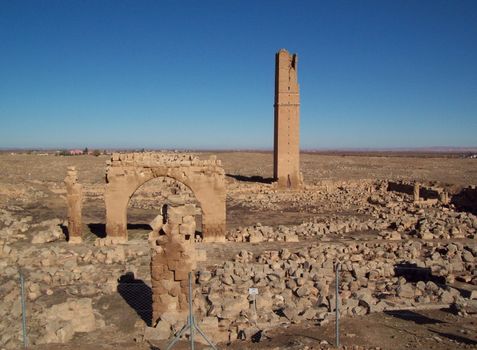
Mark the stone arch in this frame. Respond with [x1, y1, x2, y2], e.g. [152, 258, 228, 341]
[104, 153, 226, 242]
[127, 176, 198, 229]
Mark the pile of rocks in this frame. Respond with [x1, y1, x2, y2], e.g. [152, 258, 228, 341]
[129, 179, 198, 210]
[412, 210, 477, 240]
[31, 218, 65, 244]
[227, 224, 299, 243]
[0, 251, 148, 348]
[192, 240, 476, 342]
[0, 206, 153, 348]
[0, 208, 32, 243]
[1, 184, 477, 348]
[228, 180, 377, 213]
[34, 298, 104, 344]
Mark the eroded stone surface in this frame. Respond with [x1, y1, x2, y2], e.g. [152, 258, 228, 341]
[274, 49, 303, 189]
[105, 152, 226, 242]
[149, 204, 200, 330]
[64, 166, 82, 243]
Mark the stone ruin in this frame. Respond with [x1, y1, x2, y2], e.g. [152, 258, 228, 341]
[103, 152, 226, 243]
[17, 156, 475, 346]
[64, 166, 82, 243]
[388, 180, 450, 206]
[273, 49, 303, 189]
[65, 152, 226, 244]
[53, 49, 477, 347]
[148, 203, 205, 331]
[62, 152, 225, 337]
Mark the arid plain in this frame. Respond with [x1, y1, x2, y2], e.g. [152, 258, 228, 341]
[1, 151, 476, 350]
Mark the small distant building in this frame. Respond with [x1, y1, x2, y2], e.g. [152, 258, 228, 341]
[69, 149, 83, 155]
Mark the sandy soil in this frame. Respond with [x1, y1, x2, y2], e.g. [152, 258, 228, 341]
[1, 151, 477, 350]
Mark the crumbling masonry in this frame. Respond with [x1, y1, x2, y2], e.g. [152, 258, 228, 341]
[64, 166, 83, 243]
[104, 152, 226, 242]
[274, 49, 303, 189]
[148, 204, 204, 325]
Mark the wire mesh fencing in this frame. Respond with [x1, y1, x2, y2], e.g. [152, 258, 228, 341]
[117, 280, 153, 326]
[0, 268, 155, 349]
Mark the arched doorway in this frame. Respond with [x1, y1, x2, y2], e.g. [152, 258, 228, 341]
[104, 153, 226, 242]
[126, 176, 201, 239]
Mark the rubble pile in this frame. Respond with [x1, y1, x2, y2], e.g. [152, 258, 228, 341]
[35, 298, 105, 344]
[193, 241, 477, 341]
[227, 223, 299, 243]
[129, 178, 198, 210]
[228, 180, 375, 212]
[1, 173, 477, 348]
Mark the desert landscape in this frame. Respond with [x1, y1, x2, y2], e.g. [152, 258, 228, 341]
[1, 2, 476, 349]
[0, 150, 476, 350]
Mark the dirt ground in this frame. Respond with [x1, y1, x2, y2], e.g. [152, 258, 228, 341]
[31, 308, 477, 350]
[1, 151, 477, 350]
[1, 151, 475, 230]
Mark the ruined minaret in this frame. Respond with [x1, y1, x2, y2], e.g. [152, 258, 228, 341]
[273, 49, 302, 189]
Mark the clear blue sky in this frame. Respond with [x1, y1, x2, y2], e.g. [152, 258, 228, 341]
[0, 0, 476, 150]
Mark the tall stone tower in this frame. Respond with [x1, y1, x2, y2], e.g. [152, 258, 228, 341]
[273, 49, 302, 189]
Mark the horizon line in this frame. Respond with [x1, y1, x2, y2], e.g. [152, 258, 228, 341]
[1, 146, 477, 153]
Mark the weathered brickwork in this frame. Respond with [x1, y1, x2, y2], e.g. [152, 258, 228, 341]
[274, 49, 303, 189]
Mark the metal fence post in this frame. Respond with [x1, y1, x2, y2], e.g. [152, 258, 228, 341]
[188, 273, 195, 350]
[20, 271, 28, 348]
[166, 272, 217, 350]
[335, 262, 340, 348]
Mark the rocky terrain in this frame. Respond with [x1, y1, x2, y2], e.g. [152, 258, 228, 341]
[0, 151, 476, 350]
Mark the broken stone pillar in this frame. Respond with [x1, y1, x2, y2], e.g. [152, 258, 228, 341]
[413, 182, 420, 202]
[149, 204, 199, 327]
[273, 49, 302, 189]
[439, 190, 449, 204]
[64, 167, 83, 243]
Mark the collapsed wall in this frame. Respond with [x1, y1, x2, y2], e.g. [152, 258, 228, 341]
[148, 204, 203, 327]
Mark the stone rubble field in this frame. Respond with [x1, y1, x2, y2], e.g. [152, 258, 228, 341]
[0, 152, 477, 350]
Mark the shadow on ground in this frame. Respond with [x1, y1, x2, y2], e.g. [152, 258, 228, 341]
[226, 174, 274, 184]
[88, 223, 153, 238]
[117, 272, 153, 326]
[431, 330, 477, 345]
[384, 310, 444, 325]
[451, 187, 477, 215]
[394, 263, 446, 284]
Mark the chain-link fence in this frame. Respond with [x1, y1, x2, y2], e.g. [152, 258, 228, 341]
[117, 273, 153, 326]
[0, 267, 154, 349]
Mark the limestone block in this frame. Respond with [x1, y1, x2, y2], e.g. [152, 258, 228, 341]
[32, 224, 64, 244]
[68, 236, 82, 244]
[182, 215, 195, 224]
[179, 222, 196, 236]
[174, 268, 189, 281]
[157, 294, 178, 311]
[196, 249, 207, 261]
[150, 214, 164, 232]
[397, 284, 415, 298]
[168, 195, 186, 206]
[181, 204, 197, 217]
